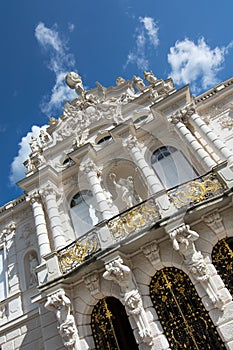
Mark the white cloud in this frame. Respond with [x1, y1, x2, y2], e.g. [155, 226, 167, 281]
[139, 17, 159, 47]
[68, 23, 75, 32]
[35, 22, 77, 115]
[125, 16, 159, 70]
[167, 37, 231, 93]
[9, 125, 48, 185]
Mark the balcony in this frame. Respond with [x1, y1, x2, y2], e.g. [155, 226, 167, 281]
[56, 171, 226, 275]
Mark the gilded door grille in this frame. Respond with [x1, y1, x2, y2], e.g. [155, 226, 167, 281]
[212, 238, 233, 296]
[149, 267, 226, 350]
[91, 297, 138, 350]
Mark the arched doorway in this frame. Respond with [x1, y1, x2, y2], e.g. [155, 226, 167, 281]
[91, 297, 139, 350]
[212, 238, 233, 296]
[149, 267, 225, 349]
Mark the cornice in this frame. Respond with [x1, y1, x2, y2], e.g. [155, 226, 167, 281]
[195, 77, 233, 104]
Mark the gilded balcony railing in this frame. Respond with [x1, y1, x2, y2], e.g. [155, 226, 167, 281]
[167, 172, 225, 209]
[57, 230, 100, 274]
[107, 197, 161, 241]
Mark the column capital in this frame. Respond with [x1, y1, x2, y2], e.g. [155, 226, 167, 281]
[80, 159, 98, 174]
[26, 191, 42, 205]
[122, 134, 141, 150]
[40, 183, 59, 198]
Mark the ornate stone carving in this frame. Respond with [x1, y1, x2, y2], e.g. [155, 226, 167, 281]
[80, 159, 97, 174]
[203, 210, 225, 235]
[168, 224, 225, 309]
[219, 114, 233, 130]
[26, 191, 42, 205]
[0, 303, 8, 319]
[45, 290, 80, 349]
[103, 257, 152, 344]
[84, 272, 101, 297]
[122, 134, 141, 150]
[141, 241, 160, 267]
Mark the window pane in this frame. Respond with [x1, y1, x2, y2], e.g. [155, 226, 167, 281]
[152, 146, 197, 189]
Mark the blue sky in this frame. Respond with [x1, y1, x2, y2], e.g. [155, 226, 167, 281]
[0, 0, 232, 206]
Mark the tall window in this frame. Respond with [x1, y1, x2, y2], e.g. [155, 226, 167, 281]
[70, 190, 100, 237]
[0, 246, 7, 301]
[151, 146, 197, 189]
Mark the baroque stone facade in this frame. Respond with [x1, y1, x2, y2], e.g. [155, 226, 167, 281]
[0, 72, 233, 349]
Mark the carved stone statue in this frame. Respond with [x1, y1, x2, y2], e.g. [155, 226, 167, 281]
[103, 257, 134, 294]
[109, 173, 141, 208]
[169, 224, 225, 309]
[39, 129, 50, 146]
[103, 257, 152, 344]
[45, 290, 80, 349]
[116, 77, 126, 86]
[65, 72, 84, 96]
[28, 253, 38, 287]
[132, 75, 145, 92]
[29, 136, 41, 153]
[125, 289, 152, 343]
[143, 70, 158, 85]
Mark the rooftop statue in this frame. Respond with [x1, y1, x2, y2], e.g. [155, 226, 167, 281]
[132, 75, 145, 92]
[143, 70, 158, 85]
[65, 72, 84, 96]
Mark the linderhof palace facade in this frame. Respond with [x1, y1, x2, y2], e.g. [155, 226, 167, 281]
[0, 71, 233, 350]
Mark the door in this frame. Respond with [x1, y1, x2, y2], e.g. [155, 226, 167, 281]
[150, 267, 226, 349]
[91, 297, 139, 350]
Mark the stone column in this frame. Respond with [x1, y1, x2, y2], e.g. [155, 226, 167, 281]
[171, 114, 216, 169]
[27, 192, 51, 260]
[186, 108, 233, 164]
[122, 135, 163, 194]
[80, 159, 113, 220]
[40, 184, 67, 250]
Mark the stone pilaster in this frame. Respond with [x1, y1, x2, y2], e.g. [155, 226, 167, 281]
[170, 114, 216, 169]
[186, 108, 233, 165]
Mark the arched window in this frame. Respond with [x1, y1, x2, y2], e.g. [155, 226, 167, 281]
[91, 297, 138, 349]
[70, 190, 100, 237]
[151, 146, 197, 189]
